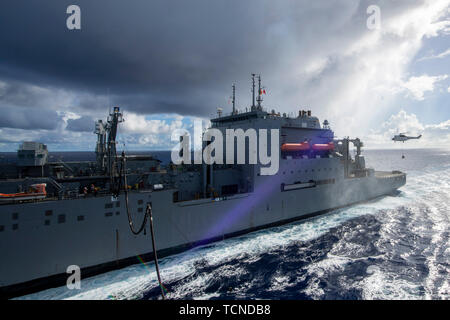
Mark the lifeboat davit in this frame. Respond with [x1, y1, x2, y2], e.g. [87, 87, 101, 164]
[0, 183, 47, 201]
[281, 142, 310, 152]
[312, 142, 334, 151]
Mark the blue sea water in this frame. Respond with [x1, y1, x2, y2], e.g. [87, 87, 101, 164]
[16, 148, 450, 300]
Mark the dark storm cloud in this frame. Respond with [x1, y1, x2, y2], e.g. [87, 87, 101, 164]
[66, 115, 95, 132]
[1, 0, 363, 118]
[0, 0, 433, 138]
[0, 1, 270, 114]
[0, 107, 61, 130]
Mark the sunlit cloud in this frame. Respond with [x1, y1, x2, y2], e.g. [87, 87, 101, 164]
[402, 74, 448, 100]
[417, 48, 450, 61]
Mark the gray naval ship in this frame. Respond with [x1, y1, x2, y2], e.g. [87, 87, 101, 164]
[0, 75, 406, 298]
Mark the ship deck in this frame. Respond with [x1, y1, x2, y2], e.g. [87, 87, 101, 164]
[374, 170, 406, 178]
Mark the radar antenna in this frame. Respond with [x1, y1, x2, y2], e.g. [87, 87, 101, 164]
[251, 73, 256, 110]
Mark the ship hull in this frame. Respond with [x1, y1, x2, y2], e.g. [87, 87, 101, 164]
[0, 172, 405, 298]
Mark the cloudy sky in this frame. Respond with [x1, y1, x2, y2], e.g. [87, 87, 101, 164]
[0, 0, 448, 151]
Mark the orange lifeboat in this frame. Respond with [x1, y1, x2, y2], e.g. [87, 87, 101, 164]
[0, 183, 47, 201]
[281, 142, 310, 152]
[312, 142, 334, 151]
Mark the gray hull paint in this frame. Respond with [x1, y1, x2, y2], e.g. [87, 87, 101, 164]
[0, 172, 405, 294]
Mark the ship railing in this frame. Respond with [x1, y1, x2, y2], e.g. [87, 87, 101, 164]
[62, 189, 114, 200]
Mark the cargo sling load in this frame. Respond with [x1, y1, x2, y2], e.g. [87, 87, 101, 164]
[0, 75, 406, 298]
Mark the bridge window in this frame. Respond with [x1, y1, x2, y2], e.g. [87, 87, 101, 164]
[58, 214, 66, 224]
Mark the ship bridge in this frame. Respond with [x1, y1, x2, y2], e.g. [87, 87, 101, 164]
[211, 108, 322, 130]
[211, 106, 333, 150]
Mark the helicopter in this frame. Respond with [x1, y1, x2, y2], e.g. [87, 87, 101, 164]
[392, 133, 422, 159]
[392, 133, 422, 142]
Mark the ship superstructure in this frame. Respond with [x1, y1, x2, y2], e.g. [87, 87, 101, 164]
[0, 75, 406, 298]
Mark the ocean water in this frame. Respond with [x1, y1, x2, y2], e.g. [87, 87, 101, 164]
[16, 149, 450, 300]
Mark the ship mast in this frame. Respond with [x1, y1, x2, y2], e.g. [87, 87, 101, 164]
[106, 107, 123, 186]
[94, 120, 106, 172]
[256, 74, 263, 110]
[232, 83, 236, 114]
[251, 73, 256, 110]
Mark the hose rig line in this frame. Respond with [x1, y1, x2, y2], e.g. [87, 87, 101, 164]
[119, 151, 148, 235]
[118, 151, 166, 299]
[147, 203, 166, 300]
